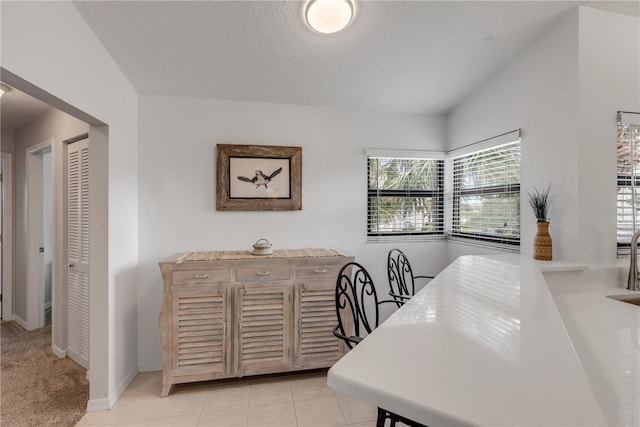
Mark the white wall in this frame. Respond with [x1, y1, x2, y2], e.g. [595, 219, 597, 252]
[1, 130, 15, 322]
[1, 129, 15, 153]
[137, 94, 448, 370]
[448, 9, 581, 262]
[448, 7, 639, 264]
[1, 0, 138, 409]
[577, 7, 640, 264]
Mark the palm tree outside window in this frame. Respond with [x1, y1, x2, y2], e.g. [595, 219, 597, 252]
[367, 154, 444, 240]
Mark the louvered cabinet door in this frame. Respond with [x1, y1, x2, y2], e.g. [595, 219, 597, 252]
[235, 284, 293, 376]
[171, 287, 228, 377]
[295, 281, 345, 368]
[67, 138, 90, 370]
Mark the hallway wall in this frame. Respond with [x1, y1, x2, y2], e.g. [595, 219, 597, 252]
[1, 129, 15, 153]
[13, 108, 88, 323]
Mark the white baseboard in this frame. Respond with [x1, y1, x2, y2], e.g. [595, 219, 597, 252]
[86, 366, 138, 411]
[109, 365, 139, 407]
[52, 343, 66, 358]
[13, 315, 27, 329]
[137, 363, 162, 373]
[86, 398, 110, 412]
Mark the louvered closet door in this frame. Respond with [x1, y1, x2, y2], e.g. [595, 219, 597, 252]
[67, 138, 90, 369]
[235, 284, 292, 375]
[295, 281, 344, 368]
[172, 288, 228, 376]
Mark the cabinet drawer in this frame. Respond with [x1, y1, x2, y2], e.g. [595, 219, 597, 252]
[237, 266, 290, 282]
[173, 269, 230, 285]
[296, 265, 341, 280]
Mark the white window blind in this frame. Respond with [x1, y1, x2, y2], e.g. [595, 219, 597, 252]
[448, 134, 521, 246]
[617, 111, 640, 255]
[367, 150, 444, 241]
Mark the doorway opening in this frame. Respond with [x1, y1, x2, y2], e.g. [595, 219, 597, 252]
[0, 152, 13, 321]
[26, 141, 53, 330]
[2, 66, 109, 409]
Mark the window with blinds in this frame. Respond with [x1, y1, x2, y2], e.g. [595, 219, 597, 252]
[450, 140, 521, 245]
[617, 112, 640, 255]
[367, 153, 444, 239]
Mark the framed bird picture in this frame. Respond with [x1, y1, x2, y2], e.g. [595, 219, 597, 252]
[216, 144, 302, 211]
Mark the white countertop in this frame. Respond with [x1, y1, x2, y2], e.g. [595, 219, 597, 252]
[327, 255, 639, 426]
[545, 266, 640, 427]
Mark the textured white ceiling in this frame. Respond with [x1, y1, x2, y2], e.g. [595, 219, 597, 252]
[66, 1, 639, 115]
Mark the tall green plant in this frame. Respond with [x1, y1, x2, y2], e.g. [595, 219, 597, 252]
[527, 184, 552, 222]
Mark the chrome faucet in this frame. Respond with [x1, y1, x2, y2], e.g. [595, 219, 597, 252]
[628, 230, 640, 291]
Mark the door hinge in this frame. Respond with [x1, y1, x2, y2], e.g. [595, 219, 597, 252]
[39, 247, 45, 253]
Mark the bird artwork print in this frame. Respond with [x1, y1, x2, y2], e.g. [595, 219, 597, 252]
[237, 167, 283, 189]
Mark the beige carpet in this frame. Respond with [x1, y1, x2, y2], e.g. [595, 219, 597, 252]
[0, 321, 89, 427]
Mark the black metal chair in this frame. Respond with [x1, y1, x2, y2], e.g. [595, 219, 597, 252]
[387, 249, 434, 307]
[333, 262, 427, 427]
[333, 262, 397, 348]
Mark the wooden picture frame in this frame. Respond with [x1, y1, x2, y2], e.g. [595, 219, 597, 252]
[216, 144, 302, 211]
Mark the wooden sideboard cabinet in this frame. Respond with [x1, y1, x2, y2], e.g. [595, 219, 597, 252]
[158, 249, 354, 397]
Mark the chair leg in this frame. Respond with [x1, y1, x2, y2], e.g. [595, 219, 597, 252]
[377, 407, 427, 427]
[376, 407, 386, 427]
[376, 407, 388, 427]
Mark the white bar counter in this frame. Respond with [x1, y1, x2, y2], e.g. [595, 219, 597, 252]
[545, 265, 640, 427]
[327, 255, 624, 426]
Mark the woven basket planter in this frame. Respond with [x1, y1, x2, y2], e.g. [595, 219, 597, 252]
[534, 221, 552, 260]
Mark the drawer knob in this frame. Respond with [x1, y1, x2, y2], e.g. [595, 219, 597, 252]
[256, 271, 271, 276]
[313, 269, 328, 274]
[193, 274, 210, 279]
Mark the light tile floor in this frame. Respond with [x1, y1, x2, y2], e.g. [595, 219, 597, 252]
[76, 370, 378, 427]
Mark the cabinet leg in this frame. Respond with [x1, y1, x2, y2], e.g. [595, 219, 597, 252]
[160, 382, 173, 398]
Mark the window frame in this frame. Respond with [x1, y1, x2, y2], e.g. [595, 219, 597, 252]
[616, 112, 640, 255]
[447, 136, 522, 248]
[365, 130, 521, 248]
[366, 152, 445, 240]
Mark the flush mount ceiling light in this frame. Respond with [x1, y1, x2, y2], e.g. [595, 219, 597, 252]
[305, 0, 354, 34]
[0, 83, 12, 98]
